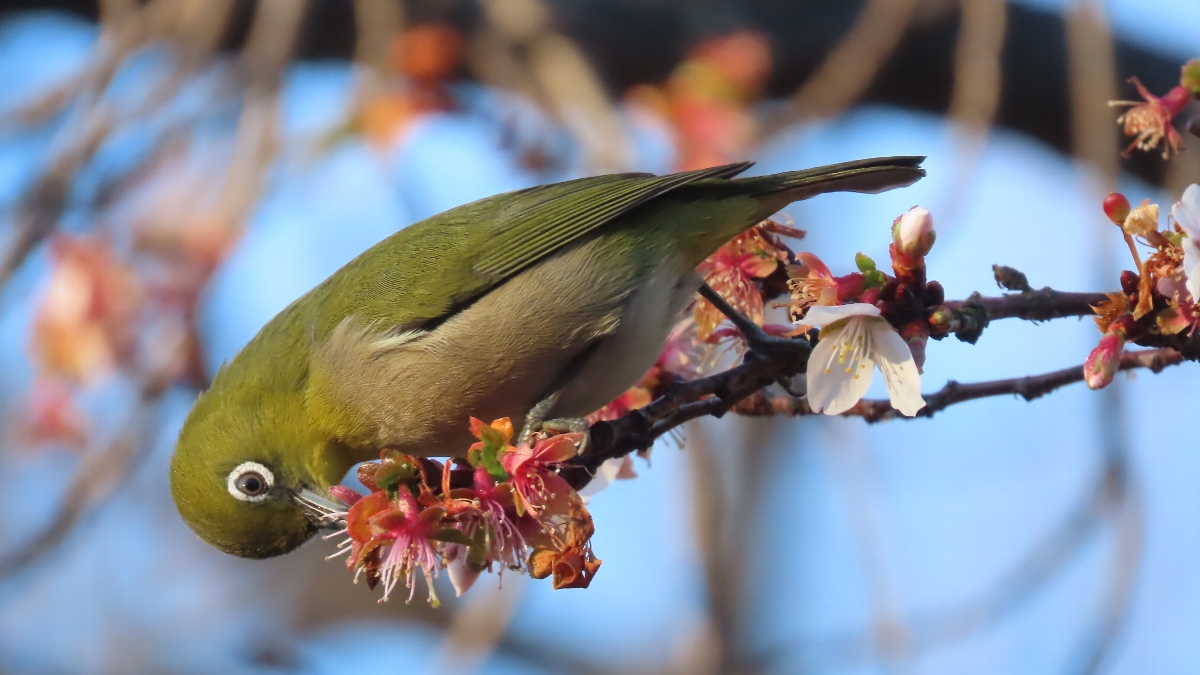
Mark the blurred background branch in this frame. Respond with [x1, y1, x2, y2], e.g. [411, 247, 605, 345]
[0, 0, 1194, 673]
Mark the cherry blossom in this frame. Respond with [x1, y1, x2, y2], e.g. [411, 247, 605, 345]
[802, 304, 925, 416]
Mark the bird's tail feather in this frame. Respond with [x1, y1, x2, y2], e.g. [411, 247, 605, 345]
[738, 156, 926, 205]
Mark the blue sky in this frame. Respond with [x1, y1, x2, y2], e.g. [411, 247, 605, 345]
[0, 6, 1196, 674]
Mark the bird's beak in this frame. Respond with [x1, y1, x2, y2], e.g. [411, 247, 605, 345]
[292, 488, 348, 531]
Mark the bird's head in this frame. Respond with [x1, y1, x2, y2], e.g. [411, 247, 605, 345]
[170, 379, 348, 559]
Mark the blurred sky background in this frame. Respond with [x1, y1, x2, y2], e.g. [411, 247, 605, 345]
[0, 1, 1197, 674]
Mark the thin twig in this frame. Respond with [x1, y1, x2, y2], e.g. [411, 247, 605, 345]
[943, 287, 1110, 344]
[744, 347, 1182, 423]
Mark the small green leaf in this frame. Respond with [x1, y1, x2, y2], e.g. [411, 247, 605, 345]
[855, 252, 877, 273]
[863, 269, 887, 290]
[374, 454, 417, 494]
[481, 448, 509, 482]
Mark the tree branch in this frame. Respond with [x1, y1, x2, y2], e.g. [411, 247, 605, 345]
[946, 289, 1109, 321]
[745, 347, 1182, 423]
[567, 344, 1183, 485]
[944, 288, 1109, 344]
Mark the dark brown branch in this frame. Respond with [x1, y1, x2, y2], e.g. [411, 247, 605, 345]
[944, 288, 1109, 344]
[945, 288, 1109, 321]
[740, 347, 1183, 423]
[566, 275, 1183, 485]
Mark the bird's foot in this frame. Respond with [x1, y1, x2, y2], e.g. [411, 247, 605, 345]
[521, 394, 591, 456]
[541, 417, 592, 456]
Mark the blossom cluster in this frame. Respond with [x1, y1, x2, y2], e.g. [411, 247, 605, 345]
[787, 207, 942, 417]
[1085, 184, 1200, 388]
[324, 418, 600, 604]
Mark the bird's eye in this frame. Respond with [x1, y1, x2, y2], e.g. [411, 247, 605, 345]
[227, 461, 274, 502]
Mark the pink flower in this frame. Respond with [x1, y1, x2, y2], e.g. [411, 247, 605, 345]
[449, 467, 527, 572]
[1108, 79, 1190, 159]
[372, 489, 446, 604]
[500, 434, 583, 517]
[338, 488, 446, 604]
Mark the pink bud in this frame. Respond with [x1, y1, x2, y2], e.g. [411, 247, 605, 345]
[892, 206, 935, 257]
[1083, 331, 1124, 390]
[1103, 192, 1130, 224]
[327, 485, 363, 507]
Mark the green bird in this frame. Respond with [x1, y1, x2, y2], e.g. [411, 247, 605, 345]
[170, 156, 924, 558]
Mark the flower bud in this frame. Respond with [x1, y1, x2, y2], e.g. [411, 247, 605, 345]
[1084, 331, 1124, 390]
[1122, 200, 1159, 239]
[892, 206, 935, 257]
[899, 320, 929, 371]
[1182, 59, 1200, 97]
[327, 485, 363, 507]
[1119, 270, 1140, 296]
[924, 280, 945, 306]
[927, 306, 954, 335]
[1103, 192, 1131, 224]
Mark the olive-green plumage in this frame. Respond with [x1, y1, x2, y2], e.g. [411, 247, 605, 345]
[170, 156, 925, 558]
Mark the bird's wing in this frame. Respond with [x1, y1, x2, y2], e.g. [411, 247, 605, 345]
[471, 162, 754, 279]
[307, 161, 754, 335]
[299, 162, 753, 451]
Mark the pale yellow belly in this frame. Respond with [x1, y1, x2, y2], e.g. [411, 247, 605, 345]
[335, 238, 694, 457]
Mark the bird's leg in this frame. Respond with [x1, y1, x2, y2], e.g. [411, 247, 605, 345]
[520, 390, 592, 455]
[520, 391, 561, 446]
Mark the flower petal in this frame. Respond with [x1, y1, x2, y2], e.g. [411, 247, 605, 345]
[577, 457, 632, 503]
[806, 318, 875, 415]
[802, 303, 881, 326]
[868, 320, 926, 416]
[446, 545, 480, 597]
[1181, 235, 1200, 303]
[1173, 184, 1200, 239]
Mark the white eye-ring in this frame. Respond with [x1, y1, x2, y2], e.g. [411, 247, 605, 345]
[227, 461, 274, 502]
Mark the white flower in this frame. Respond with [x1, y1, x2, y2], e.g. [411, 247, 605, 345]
[1172, 184, 1200, 303]
[577, 456, 636, 503]
[803, 304, 925, 416]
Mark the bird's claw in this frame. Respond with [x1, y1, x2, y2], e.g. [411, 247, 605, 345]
[521, 399, 591, 457]
[541, 417, 592, 456]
